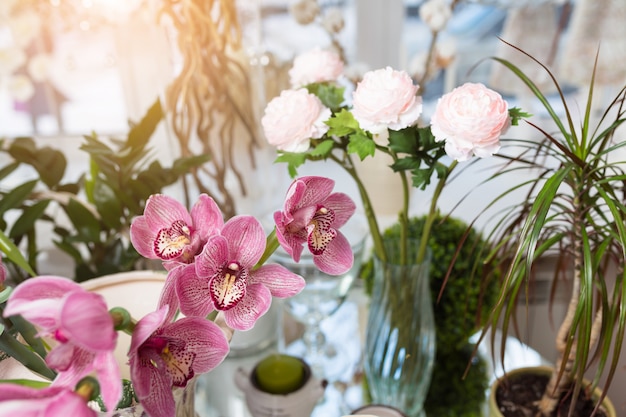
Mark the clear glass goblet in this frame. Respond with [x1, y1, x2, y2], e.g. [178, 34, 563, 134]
[271, 214, 368, 382]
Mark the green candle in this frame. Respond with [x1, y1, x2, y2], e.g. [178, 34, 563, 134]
[254, 354, 306, 395]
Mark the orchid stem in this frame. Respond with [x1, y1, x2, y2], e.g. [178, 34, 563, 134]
[256, 228, 280, 269]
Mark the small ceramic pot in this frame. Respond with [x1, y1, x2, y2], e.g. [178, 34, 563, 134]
[350, 404, 408, 417]
[234, 357, 326, 417]
[488, 366, 616, 417]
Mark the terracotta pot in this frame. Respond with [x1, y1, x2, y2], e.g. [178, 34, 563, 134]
[488, 366, 616, 417]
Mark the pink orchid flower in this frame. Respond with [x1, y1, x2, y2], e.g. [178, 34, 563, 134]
[3, 276, 121, 412]
[0, 385, 96, 417]
[274, 176, 356, 275]
[176, 215, 306, 330]
[128, 306, 229, 417]
[130, 193, 223, 269]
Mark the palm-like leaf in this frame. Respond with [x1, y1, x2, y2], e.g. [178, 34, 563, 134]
[475, 41, 626, 416]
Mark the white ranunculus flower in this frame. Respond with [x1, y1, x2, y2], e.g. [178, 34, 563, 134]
[352, 67, 423, 135]
[8, 10, 42, 48]
[322, 7, 344, 34]
[8, 74, 35, 102]
[289, 0, 320, 25]
[419, 0, 452, 32]
[0, 46, 26, 76]
[27, 53, 52, 82]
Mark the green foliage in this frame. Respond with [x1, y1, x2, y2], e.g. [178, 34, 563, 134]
[475, 42, 626, 410]
[0, 98, 208, 282]
[424, 343, 489, 417]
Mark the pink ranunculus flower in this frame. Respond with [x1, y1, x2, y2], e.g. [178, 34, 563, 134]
[274, 176, 356, 275]
[130, 193, 223, 269]
[128, 306, 229, 417]
[262, 88, 332, 153]
[289, 47, 344, 88]
[430, 82, 510, 161]
[3, 276, 121, 413]
[0, 385, 97, 417]
[176, 215, 305, 331]
[352, 67, 423, 137]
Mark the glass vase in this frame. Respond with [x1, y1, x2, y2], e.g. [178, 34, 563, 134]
[364, 238, 436, 417]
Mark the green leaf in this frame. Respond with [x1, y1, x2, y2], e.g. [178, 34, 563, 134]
[326, 109, 360, 137]
[8, 138, 66, 188]
[0, 180, 37, 216]
[275, 152, 307, 178]
[125, 98, 164, 157]
[347, 133, 375, 160]
[309, 139, 335, 157]
[508, 107, 532, 126]
[0, 287, 12, 303]
[306, 83, 346, 110]
[0, 379, 51, 389]
[9, 200, 50, 238]
[390, 157, 420, 172]
[388, 129, 417, 154]
[92, 180, 123, 230]
[412, 168, 434, 189]
[63, 199, 101, 243]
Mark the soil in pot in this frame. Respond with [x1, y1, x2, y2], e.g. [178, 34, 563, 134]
[495, 372, 608, 417]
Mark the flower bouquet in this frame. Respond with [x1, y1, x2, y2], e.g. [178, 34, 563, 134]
[260, 47, 525, 414]
[0, 175, 358, 417]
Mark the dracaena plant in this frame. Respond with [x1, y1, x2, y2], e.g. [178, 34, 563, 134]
[474, 42, 626, 416]
[0, 174, 358, 417]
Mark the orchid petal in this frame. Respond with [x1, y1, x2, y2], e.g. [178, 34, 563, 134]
[143, 194, 192, 233]
[134, 362, 175, 417]
[161, 318, 229, 374]
[158, 269, 180, 322]
[208, 263, 248, 311]
[93, 351, 122, 414]
[4, 276, 80, 326]
[0, 386, 96, 417]
[195, 235, 229, 279]
[129, 217, 156, 259]
[221, 216, 265, 268]
[313, 231, 354, 275]
[289, 177, 335, 211]
[224, 284, 272, 331]
[129, 306, 168, 355]
[249, 264, 306, 298]
[189, 194, 223, 240]
[176, 264, 214, 318]
[61, 291, 116, 351]
[320, 192, 357, 228]
[46, 343, 77, 372]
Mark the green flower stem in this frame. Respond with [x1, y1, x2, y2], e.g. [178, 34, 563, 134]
[0, 324, 56, 380]
[331, 153, 387, 263]
[255, 229, 280, 269]
[417, 160, 458, 264]
[389, 148, 412, 265]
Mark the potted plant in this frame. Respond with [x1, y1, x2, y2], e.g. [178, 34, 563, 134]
[0, 99, 209, 282]
[473, 42, 626, 416]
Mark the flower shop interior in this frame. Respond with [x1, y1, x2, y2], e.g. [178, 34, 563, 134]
[1, 1, 625, 417]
